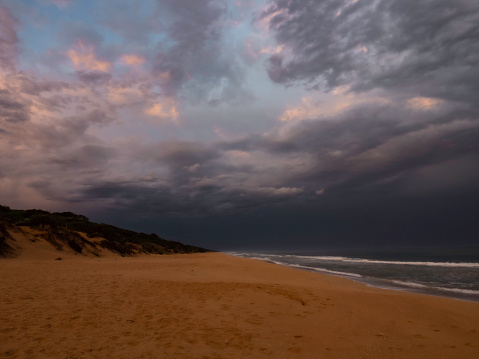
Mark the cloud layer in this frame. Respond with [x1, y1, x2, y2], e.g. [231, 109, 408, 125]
[1, 0, 478, 249]
[263, 0, 479, 101]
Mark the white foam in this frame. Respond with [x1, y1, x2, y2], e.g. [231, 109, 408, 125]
[226, 252, 362, 278]
[286, 263, 363, 278]
[291, 255, 350, 261]
[387, 280, 429, 289]
[435, 287, 479, 295]
[341, 259, 479, 268]
[277, 254, 479, 268]
[388, 280, 479, 295]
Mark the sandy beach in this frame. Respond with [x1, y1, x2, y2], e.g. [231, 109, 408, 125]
[1, 251, 479, 359]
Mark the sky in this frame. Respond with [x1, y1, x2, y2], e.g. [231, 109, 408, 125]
[1, 0, 479, 251]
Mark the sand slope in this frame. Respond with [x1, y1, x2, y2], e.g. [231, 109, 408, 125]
[1, 253, 479, 358]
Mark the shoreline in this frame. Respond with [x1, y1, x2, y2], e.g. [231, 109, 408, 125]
[1, 252, 479, 358]
[274, 259, 479, 303]
[226, 252, 479, 304]
[352, 276, 479, 303]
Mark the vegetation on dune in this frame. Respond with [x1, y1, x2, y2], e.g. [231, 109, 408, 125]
[0, 221, 16, 257]
[0, 205, 210, 257]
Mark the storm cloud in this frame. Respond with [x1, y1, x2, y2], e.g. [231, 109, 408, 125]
[0, 0, 478, 250]
[262, 0, 479, 103]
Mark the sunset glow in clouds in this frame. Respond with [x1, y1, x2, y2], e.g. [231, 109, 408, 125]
[67, 41, 112, 72]
[1, 0, 479, 249]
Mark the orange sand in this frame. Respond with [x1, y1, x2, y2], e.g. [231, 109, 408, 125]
[1, 250, 479, 358]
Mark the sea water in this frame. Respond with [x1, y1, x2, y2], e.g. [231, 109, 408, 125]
[228, 247, 479, 302]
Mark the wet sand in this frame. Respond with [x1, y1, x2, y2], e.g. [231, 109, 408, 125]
[1, 251, 479, 358]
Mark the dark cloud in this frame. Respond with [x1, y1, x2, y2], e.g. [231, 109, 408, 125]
[80, 109, 116, 124]
[155, 141, 220, 170]
[59, 96, 479, 233]
[91, 185, 479, 250]
[19, 76, 70, 96]
[50, 144, 117, 170]
[264, 103, 479, 193]
[1, 0, 478, 250]
[76, 70, 112, 84]
[77, 177, 306, 218]
[27, 144, 117, 201]
[262, 0, 479, 103]
[0, 88, 30, 123]
[80, 181, 224, 214]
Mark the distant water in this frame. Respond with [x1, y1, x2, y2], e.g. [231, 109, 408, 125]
[227, 247, 479, 302]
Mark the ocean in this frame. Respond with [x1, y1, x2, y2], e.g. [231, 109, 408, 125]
[228, 247, 479, 302]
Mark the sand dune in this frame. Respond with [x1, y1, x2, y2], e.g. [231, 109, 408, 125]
[1, 251, 479, 359]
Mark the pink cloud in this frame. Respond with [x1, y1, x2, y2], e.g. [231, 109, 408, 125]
[144, 99, 179, 124]
[407, 97, 443, 111]
[119, 54, 146, 67]
[66, 41, 112, 72]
